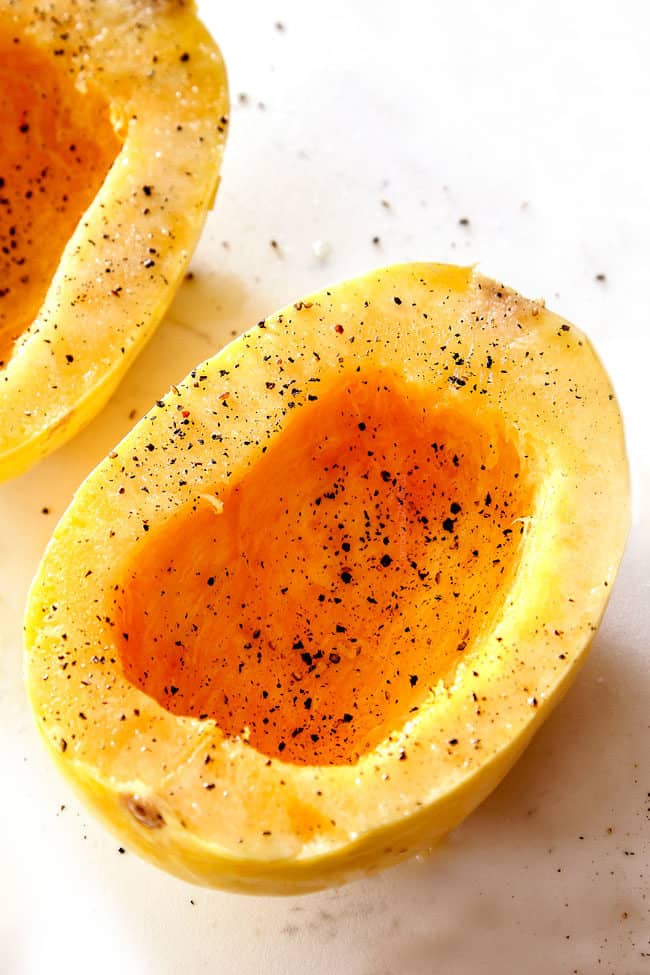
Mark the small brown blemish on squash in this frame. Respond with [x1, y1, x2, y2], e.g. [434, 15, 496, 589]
[123, 793, 165, 829]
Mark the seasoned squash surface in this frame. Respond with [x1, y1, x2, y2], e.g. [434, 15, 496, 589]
[24, 264, 629, 893]
[118, 373, 532, 767]
[0, 0, 228, 479]
[0, 35, 121, 368]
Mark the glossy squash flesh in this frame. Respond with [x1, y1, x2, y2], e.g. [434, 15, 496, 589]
[0, 0, 228, 479]
[24, 264, 629, 893]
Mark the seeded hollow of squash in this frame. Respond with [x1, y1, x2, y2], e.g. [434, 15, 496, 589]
[0, 0, 228, 480]
[25, 264, 629, 894]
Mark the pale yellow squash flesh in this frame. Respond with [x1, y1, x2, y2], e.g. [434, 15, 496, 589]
[24, 264, 629, 894]
[0, 0, 228, 479]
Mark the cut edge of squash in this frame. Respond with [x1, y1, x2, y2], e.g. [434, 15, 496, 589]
[24, 262, 630, 893]
[0, 0, 228, 479]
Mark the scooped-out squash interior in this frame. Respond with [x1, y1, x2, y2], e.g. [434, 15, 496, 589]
[118, 373, 533, 767]
[0, 0, 228, 480]
[24, 264, 629, 894]
[0, 34, 122, 368]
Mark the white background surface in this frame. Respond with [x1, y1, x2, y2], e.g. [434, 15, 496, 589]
[1, 1, 649, 972]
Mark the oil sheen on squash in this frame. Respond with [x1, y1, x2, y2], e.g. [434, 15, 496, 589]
[117, 370, 532, 766]
[0, 32, 121, 368]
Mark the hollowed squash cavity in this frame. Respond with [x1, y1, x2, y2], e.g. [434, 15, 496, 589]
[0, 33, 121, 368]
[24, 264, 629, 894]
[118, 372, 532, 766]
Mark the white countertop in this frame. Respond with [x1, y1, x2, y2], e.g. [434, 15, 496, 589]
[1, 1, 648, 972]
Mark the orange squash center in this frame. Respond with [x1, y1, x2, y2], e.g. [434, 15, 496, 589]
[0, 31, 121, 367]
[117, 372, 533, 766]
